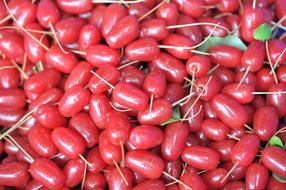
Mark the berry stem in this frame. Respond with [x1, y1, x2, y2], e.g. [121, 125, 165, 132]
[162, 171, 192, 190]
[149, 94, 154, 113]
[109, 101, 133, 112]
[0, 15, 11, 25]
[236, 66, 250, 90]
[81, 162, 87, 190]
[252, 0, 256, 9]
[272, 47, 286, 71]
[6, 134, 35, 163]
[92, 0, 143, 3]
[79, 154, 93, 168]
[3, 0, 50, 51]
[118, 61, 139, 70]
[113, 160, 129, 185]
[139, 0, 168, 21]
[207, 64, 220, 75]
[49, 22, 69, 54]
[90, 70, 115, 89]
[221, 162, 237, 183]
[167, 22, 230, 33]
[171, 92, 195, 107]
[120, 139, 125, 168]
[12, 60, 28, 80]
[227, 134, 240, 141]
[265, 40, 279, 84]
[252, 91, 286, 94]
[0, 109, 35, 140]
[189, 23, 220, 50]
[0, 25, 53, 35]
[244, 124, 253, 132]
[0, 66, 15, 70]
[180, 105, 202, 121]
[70, 49, 87, 55]
[182, 76, 213, 120]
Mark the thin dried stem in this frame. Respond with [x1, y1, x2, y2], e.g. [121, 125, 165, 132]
[279, 32, 286, 40]
[39, 34, 46, 44]
[162, 171, 192, 190]
[36, 61, 44, 72]
[120, 139, 125, 168]
[0, 66, 15, 70]
[207, 64, 220, 75]
[182, 76, 213, 120]
[20, 53, 28, 84]
[197, 170, 207, 175]
[18, 126, 30, 131]
[271, 22, 286, 31]
[6, 134, 34, 162]
[113, 160, 129, 185]
[180, 105, 202, 121]
[22, 53, 27, 72]
[12, 61, 28, 80]
[221, 162, 237, 183]
[49, 153, 62, 159]
[0, 15, 11, 25]
[182, 95, 201, 121]
[184, 77, 200, 89]
[118, 0, 130, 8]
[265, 41, 278, 84]
[227, 134, 240, 141]
[181, 162, 188, 177]
[79, 154, 93, 168]
[244, 124, 253, 131]
[92, 0, 143, 3]
[183, 78, 190, 88]
[49, 23, 68, 54]
[118, 61, 139, 70]
[165, 181, 177, 186]
[3, 0, 50, 51]
[190, 50, 210, 56]
[70, 49, 87, 55]
[272, 48, 286, 71]
[90, 70, 115, 89]
[139, 0, 168, 21]
[189, 23, 220, 50]
[265, 126, 286, 147]
[236, 66, 250, 90]
[0, 25, 53, 35]
[252, 0, 256, 9]
[271, 16, 286, 31]
[139, 65, 144, 70]
[158, 45, 196, 50]
[84, 84, 89, 90]
[172, 92, 195, 107]
[190, 70, 196, 94]
[120, 47, 125, 58]
[158, 45, 210, 55]
[252, 91, 286, 94]
[149, 94, 154, 113]
[109, 102, 132, 112]
[167, 22, 230, 33]
[0, 109, 35, 140]
[81, 162, 87, 190]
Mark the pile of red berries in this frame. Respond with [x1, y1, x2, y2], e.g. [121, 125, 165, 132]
[0, 0, 286, 189]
